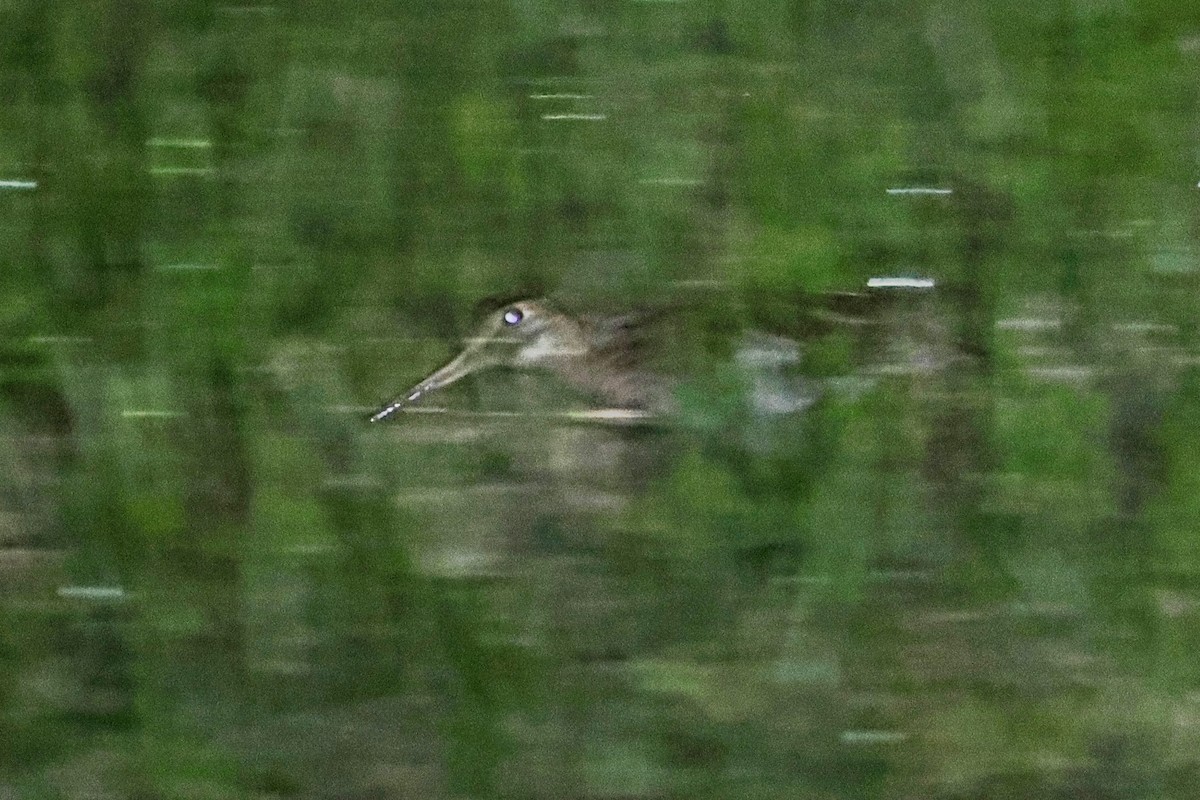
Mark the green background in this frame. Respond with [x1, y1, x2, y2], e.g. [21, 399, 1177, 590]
[2, 2, 1200, 798]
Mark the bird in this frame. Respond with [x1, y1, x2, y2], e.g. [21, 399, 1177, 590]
[367, 283, 935, 423]
[368, 299, 678, 421]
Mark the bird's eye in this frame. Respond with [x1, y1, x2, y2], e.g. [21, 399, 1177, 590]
[502, 308, 524, 326]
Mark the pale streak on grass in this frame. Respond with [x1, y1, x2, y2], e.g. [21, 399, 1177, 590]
[57, 585, 128, 602]
[885, 187, 952, 196]
[541, 113, 607, 121]
[866, 276, 936, 289]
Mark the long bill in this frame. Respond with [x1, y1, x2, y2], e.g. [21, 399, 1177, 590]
[368, 350, 477, 422]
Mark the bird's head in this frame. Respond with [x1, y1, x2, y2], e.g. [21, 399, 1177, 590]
[369, 300, 585, 421]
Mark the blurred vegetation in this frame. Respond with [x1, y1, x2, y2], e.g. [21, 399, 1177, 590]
[3, 1, 1200, 798]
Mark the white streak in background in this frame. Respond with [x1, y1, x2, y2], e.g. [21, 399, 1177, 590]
[541, 113, 607, 121]
[0, 179, 37, 190]
[58, 585, 127, 601]
[886, 187, 953, 196]
[867, 276, 936, 289]
[121, 410, 183, 419]
[529, 93, 594, 100]
[158, 263, 221, 271]
[147, 138, 212, 148]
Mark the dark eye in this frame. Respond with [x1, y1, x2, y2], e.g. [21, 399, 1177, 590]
[502, 307, 524, 326]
